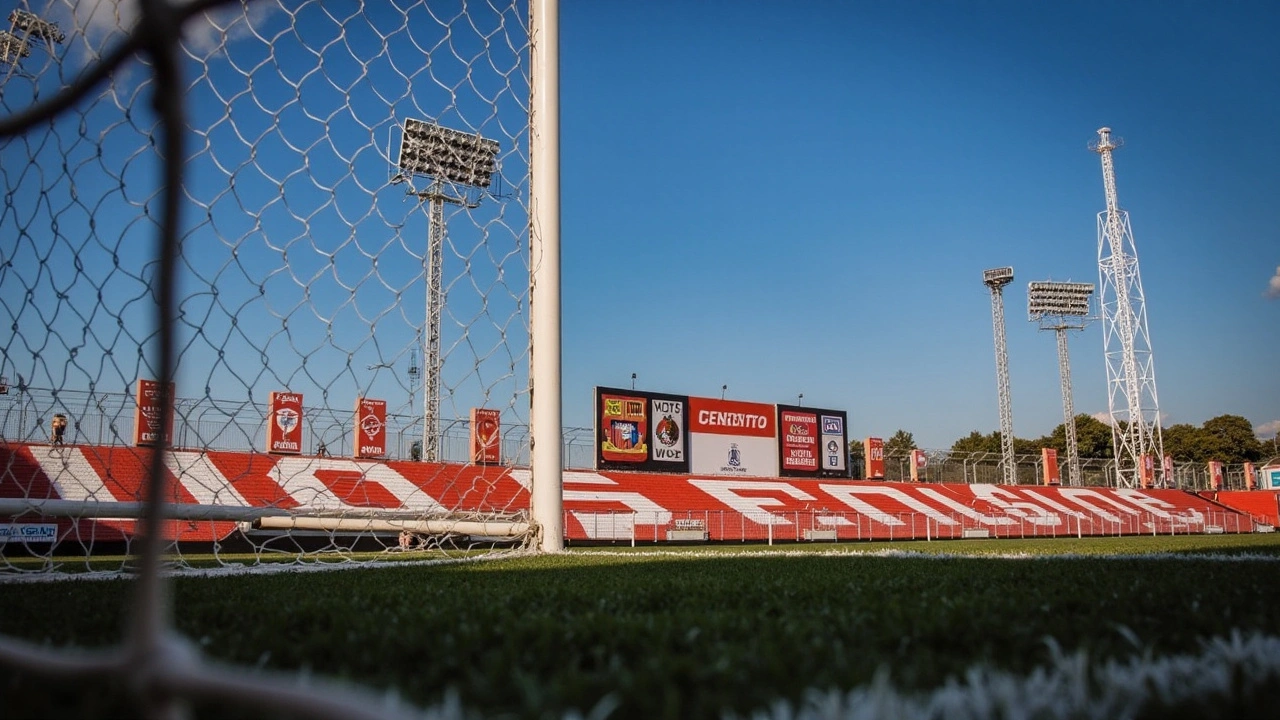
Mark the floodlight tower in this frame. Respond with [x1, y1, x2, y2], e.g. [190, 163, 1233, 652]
[394, 119, 499, 461]
[1028, 282, 1094, 486]
[1090, 127, 1163, 486]
[983, 266, 1017, 485]
[2, 9, 65, 85]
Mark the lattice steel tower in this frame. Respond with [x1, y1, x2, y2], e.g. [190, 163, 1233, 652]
[1090, 127, 1164, 486]
[983, 267, 1016, 485]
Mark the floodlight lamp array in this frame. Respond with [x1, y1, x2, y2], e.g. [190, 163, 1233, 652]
[1027, 281, 1094, 318]
[0, 30, 32, 63]
[398, 118, 500, 189]
[8, 9, 64, 43]
[982, 266, 1014, 287]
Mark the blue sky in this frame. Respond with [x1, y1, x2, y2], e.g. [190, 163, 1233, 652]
[558, 0, 1280, 447]
[2, 0, 1276, 452]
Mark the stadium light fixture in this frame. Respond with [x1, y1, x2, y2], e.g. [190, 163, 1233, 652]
[631, 372, 636, 390]
[394, 118, 500, 461]
[1028, 281, 1095, 486]
[8, 9, 65, 44]
[0, 30, 32, 64]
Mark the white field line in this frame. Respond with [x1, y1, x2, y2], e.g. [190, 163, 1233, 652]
[742, 631, 1280, 720]
[568, 547, 1280, 562]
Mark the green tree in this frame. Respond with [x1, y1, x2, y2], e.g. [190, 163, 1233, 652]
[950, 430, 1001, 454]
[1198, 414, 1265, 463]
[1162, 423, 1206, 463]
[1071, 414, 1115, 459]
[884, 429, 917, 458]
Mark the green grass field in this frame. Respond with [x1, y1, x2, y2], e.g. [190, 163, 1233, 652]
[3, 534, 1280, 719]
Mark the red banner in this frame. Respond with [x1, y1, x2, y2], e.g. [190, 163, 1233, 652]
[1139, 453, 1156, 488]
[779, 410, 819, 472]
[1163, 455, 1175, 485]
[133, 379, 175, 447]
[1208, 460, 1224, 491]
[354, 398, 387, 458]
[470, 408, 502, 464]
[864, 437, 884, 479]
[910, 449, 927, 482]
[1041, 447, 1060, 485]
[266, 391, 303, 455]
[1244, 462, 1257, 491]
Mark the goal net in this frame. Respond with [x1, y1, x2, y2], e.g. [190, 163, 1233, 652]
[0, 0, 550, 575]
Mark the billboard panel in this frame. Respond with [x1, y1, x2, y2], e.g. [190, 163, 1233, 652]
[1208, 460, 1225, 491]
[776, 406, 850, 478]
[864, 437, 885, 479]
[354, 398, 387, 458]
[470, 408, 502, 464]
[688, 396, 776, 477]
[267, 391, 303, 455]
[819, 414, 848, 476]
[132, 378, 175, 447]
[1244, 462, 1257, 491]
[595, 387, 690, 472]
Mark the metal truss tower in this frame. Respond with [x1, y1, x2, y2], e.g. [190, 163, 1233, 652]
[983, 267, 1016, 485]
[1090, 127, 1164, 487]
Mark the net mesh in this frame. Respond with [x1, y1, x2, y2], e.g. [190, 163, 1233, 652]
[1, 0, 536, 573]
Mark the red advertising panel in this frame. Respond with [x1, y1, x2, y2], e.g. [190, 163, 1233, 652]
[470, 408, 502, 464]
[1163, 455, 1176, 487]
[910, 449, 927, 482]
[1208, 460, 1224, 491]
[132, 379, 175, 447]
[864, 437, 885, 479]
[1244, 462, 1257, 491]
[688, 396, 777, 477]
[266, 391, 303, 455]
[354, 398, 387, 458]
[779, 409, 819, 473]
[1041, 447, 1060, 486]
[1139, 453, 1155, 489]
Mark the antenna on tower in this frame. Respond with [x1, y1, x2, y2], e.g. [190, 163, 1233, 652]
[1090, 126, 1164, 488]
[983, 266, 1017, 485]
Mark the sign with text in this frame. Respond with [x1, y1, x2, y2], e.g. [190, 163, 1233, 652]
[1041, 447, 1060, 486]
[864, 437, 885, 479]
[132, 378, 175, 447]
[266, 391, 303, 455]
[776, 406, 850, 478]
[595, 387, 690, 472]
[354, 398, 387, 458]
[470, 407, 502, 464]
[688, 396, 777, 477]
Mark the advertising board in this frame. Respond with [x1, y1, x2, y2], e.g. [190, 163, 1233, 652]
[266, 391, 303, 455]
[776, 405, 849, 478]
[687, 396, 776, 477]
[910, 449, 927, 482]
[864, 437, 885, 479]
[133, 378, 175, 447]
[595, 387, 689, 472]
[354, 398, 387, 458]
